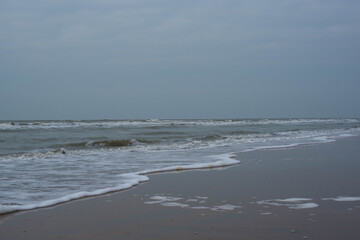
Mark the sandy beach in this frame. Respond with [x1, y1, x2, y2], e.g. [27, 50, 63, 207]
[1, 136, 360, 240]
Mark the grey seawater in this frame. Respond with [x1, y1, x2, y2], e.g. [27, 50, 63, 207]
[0, 119, 359, 214]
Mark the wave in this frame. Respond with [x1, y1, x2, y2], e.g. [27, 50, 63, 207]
[1, 119, 360, 217]
[49, 139, 158, 150]
[0, 173, 149, 215]
[1, 118, 358, 130]
[1, 127, 359, 215]
[192, 134, 227, 141]
[2, 129, 356, 215]
[91, 139, 133, 147]
[0, 154, 239, 215]
[137, 153, 240, 175]
[1, 127, 359, 161]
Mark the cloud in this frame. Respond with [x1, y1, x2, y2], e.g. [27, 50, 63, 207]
[2, 0, 359, 67]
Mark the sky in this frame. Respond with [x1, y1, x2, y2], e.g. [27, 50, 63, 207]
[1, 0, 359, 120]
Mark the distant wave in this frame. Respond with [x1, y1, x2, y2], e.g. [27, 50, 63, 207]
[1, 118, 358, 130]
[1, 127, 359, 161]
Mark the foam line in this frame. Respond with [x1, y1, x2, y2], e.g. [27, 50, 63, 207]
[0, 174, 149, 215]
[137, 153, 240, 175]
[1, 118, 358, 130]
[257, 198, 319, 210]
[211, 204, 241, 211]
[0, 154, 239, 215]
[322, 197, 360, 202]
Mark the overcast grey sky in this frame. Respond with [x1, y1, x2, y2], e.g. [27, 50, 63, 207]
[1, 0, 359, 120]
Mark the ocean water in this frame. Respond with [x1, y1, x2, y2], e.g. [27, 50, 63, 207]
[0, 118, 359, 214]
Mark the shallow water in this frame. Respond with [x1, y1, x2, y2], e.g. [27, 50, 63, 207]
[0, 118, 359, 214]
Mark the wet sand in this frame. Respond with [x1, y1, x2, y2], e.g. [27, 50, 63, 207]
[1, 136, 360, 239]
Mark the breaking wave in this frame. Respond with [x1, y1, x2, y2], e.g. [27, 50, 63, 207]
[1, 118, 358, 130]
[0, 153, 239, 215]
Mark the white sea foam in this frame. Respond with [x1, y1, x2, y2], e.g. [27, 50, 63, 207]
[144, 194, 242, 212]
[0, 150, 238, 215]
[144, 195, 189, 208]
[211, 204, 241, 211]
[276, 198, 313, 202]
[144, 196, 182, 204]
[239, 128, 354, 153]
[260, 211, 272, 215]
[137, 154, 240, 175]
[1, 118, 358, 130]
[191, 206, 210, 209]
[195, 196, 208, 200]
[257, 198, 319, 209]
[0, 173, 149, 214]
[161, 202, 189, 208]
[150, 196, 182, 201]
[290, 203, 319, 209]
[322, 197, 360, 202]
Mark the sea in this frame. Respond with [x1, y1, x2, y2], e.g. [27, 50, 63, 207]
[0, 118, 359, 214]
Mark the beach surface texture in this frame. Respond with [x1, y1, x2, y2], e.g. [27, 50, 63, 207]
[1, 135, 360, 240]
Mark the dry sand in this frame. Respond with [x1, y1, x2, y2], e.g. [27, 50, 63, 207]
[1, 137, 360, 239]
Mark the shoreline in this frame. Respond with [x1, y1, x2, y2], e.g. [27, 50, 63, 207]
[0, 138, 338, 216]
[0, 154, 240, 216]
[1, 136, 360, 239]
